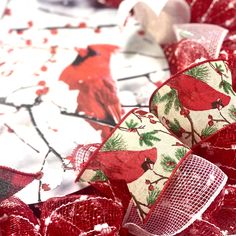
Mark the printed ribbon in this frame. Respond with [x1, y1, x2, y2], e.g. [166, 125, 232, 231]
[1, 0, 236, 235]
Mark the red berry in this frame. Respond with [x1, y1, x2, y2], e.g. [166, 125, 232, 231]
[50, 46, 57, 54]
[42, 87, 49, 95]
[50, 28, 58, 35]
[17, 30, 23, 35]
[42, 183, 51, 191]
[36, 89, 43, 96]
[43, 38, 48, 44]
[4, 8, 11, 16]
[7, 127, 14, 133]
[41, 66, 47, 72]
[208, 120, 214, 126]
[150, 119, 157, 124]
[27, 21, 33, 27]
[148, 185, 155, 191]
[208, 114, 213, 120]
[38, 80, 46, 86]
[138, 30, 145, 36]
[78, 22, 87, 28]
[180, 108, 190, 117]
[94, 27, 101, 33]
[145, 179, 151, 185]
[25, 39, 32, 46]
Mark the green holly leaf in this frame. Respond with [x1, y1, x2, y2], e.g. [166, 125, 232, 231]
[125, 119, 139, 129]
[175, 147, 188, 160]
[152, 92, 161, 103]
[169, 119, 181, 133]
[201, 125, 217, 138]
[185, 65, 209, 82]
[139, 131, 160, 147]
[102, 133, 127, 151]
[229, 105, 236, 121]
[219, 80, 235, 95]
[146, 188, 161, 206]
[174, 96, 181, 111]
[161, 154, 177, 172]
[90, 170, 108, 182]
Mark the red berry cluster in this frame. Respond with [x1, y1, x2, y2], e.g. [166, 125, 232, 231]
[180, 108, 190, 117]
[145, 179, 154, 191]
[208, 114, 214, 126]
[36, 80, 49, 96]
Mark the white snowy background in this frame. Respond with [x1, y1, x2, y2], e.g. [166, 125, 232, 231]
[0, 0, 169, 203]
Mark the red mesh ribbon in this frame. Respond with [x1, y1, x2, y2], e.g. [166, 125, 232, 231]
[1, 1, 236, 235]
[0, 187, 124, 235]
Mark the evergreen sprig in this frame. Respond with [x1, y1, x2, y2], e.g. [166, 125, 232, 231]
[139, 131, 160, 147]
[90, 170, 108, 182]
[160, 89, 180, 115]
[175, 147, 188, 160]
[229, 105, 236, 121]
[201, 125, 217, 138]
[219, 80, 235, 95]
[214, 63, 225, 73]
[161, 154, 177, 172]
[185, 65, 209, 82]
[125, 119, 139, 129]
[102, 133, 127, 151]
[146, 188, 160, 206]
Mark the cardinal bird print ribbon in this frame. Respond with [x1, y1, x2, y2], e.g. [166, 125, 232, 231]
[1, 0, 236, 235]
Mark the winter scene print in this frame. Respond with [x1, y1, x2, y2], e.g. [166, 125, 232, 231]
[1, 0, 236, 235]
[0, 0, 168, 203]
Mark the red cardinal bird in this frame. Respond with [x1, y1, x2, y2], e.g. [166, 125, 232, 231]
[87, 147, 157, 183]
[168, 74, 231, 111]
[59, 44, 121, 140]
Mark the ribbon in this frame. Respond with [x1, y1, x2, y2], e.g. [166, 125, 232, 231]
[1, 0, 236, 235]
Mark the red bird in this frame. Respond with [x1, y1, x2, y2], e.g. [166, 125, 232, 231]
[87, 148, 157, 183]
[168, 74, 231, 111]
[59, 44, 122, 140]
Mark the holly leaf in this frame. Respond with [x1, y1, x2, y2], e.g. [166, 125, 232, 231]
[139, 131, 160, 147]
[174, 96, 181, 111]
[169, 119, 181, 133]
[229, 105, 236, 121]
[152, 93, 161, 103]
[102, 134, 127, 151]
[161, 154, 177, 172]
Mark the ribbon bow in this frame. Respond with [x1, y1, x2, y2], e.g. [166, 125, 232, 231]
[1, 0, 236, 235]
